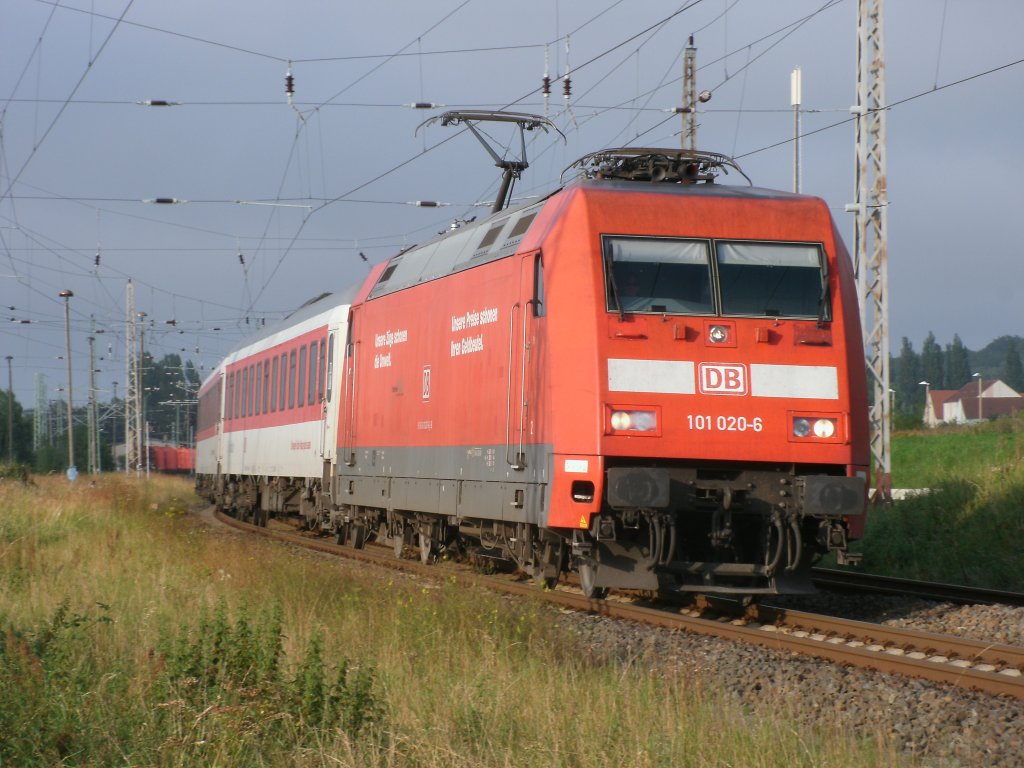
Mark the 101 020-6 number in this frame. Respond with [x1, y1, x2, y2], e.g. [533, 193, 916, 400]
[687, 414, 763, 433]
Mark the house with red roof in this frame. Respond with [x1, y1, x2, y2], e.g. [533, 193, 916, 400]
[924, 379, 1024, 426]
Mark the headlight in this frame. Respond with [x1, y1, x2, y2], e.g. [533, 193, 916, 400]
[610, 410, 657, 432]
[792, 416, 838, 439]
[813, 418, 836, 438]
[708, 325, 730, 344]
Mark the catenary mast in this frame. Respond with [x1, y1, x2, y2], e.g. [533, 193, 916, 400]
[848, 0, 890, 494]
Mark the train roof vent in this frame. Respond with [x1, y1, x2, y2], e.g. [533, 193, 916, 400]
[476, 220, 506, 252]
[561, 147, 751, 186]
[298, 291, 331, 308]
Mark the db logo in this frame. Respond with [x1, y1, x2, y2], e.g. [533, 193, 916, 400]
[698, 363, 748, 395]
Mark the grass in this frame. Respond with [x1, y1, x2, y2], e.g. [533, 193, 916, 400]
[857, 416, 1024, 588]
[0, 474, 905, 767]
[891, 418, 1024, 489]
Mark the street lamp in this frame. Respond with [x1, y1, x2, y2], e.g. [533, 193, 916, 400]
[972, 372, 983, 420]
[59, 289, 75, 479]
[5, 355, 12, 462]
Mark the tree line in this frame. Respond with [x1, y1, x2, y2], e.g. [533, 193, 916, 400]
[892, 333, 1024, 428]
[0, 353, 201, 474]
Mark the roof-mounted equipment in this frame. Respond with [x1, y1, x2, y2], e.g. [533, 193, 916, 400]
[418, 110, 564, 213]
[561, 147, 751, 186]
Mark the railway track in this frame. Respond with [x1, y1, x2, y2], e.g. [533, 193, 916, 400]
[811, 567, 1024, 607]
[211, 509, 1024, 701]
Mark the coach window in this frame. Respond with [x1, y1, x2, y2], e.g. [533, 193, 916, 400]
[308, 341, 318, 405]
[279, 353, 287, 411]
[233, 370, 240, 419]
[716, 241, 828, 320]
[271, 356, 279, 412]
[603, 236, 713, 315]
[262, 361, 270, 414]
[244, 364, 252, 417]
[227, 371, 234, 420]
[288, 349, 297, 409]
[317, 338, 326, 402]
[255, 362, 262, 415]
[297, 345, 307, 407]
[240, 367, 247, 419]
[326, 333, 335, 403]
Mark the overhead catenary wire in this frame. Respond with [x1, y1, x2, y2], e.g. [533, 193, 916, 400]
[5, 1, 1021, 403]
[0, 0, 136, 206]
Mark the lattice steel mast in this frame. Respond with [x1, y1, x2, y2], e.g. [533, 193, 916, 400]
[33, 373, 47, 451]
[682, 36, 697, 150]
[87, 317, 98, 474]
[125, 280, 141, 474]
[848, 0, 890, 492]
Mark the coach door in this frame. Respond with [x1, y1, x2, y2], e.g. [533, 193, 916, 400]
[319, 326, 338, 461]
[340, 307, 361, 468]
[507, 250, 544, 475]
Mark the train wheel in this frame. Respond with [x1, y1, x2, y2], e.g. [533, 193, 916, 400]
[532, 540, 562, 590]
[419, 533, 436, 564]
[393, 524, 406, 558]
[335, 524, 348, 546]
[350, 523, 366, 550]
[578, 559, 609, 600]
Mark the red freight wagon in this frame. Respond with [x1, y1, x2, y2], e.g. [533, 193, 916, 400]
[176, 447, 195, 473]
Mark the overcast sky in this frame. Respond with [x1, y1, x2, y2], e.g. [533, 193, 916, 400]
[2, 0, 1022, 407]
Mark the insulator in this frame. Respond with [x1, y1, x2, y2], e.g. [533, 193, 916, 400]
[238, 253, 245, 265]
[542, 76, 551, 96]
[94, 253, 100, 266]
[285, 74, 295, 96]
[406, 102, 439, 109]
[563, 76, 571, 98]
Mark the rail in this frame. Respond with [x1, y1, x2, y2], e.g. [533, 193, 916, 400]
[211, 509, 1024, 701]
[811, 567, 1024, 607]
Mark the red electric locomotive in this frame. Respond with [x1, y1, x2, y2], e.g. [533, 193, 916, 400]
[328, 146, 868, 597]
[197, 130, 868, 598]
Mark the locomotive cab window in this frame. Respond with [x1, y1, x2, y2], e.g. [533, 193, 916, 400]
[717, 241, 828, 320]
[604, 236, 713, 315]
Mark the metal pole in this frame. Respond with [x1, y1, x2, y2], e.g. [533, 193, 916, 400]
[682, 36, 697, 150]
[59, 289, 75, 476]
[847, 0, 889, 492]
[791, 67, 802, 193]
[87, 325, 97, 474]
[5, 355, 13, 463]
[137, 316, 145, 477]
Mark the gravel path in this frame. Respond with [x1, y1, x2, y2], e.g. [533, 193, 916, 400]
[556, 595, 1024, 767]
[199, 509, 1023, 766]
